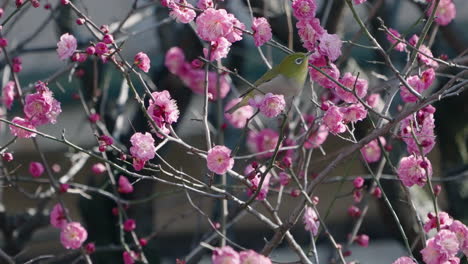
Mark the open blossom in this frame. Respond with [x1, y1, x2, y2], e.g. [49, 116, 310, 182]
[424, 230, 460, 263]
[318, 32, 342, 62]
[118, 176, 134, 194]
[427, 0, 456, 26]
[323, 105, 346, 134]
[304, 124, 329, 149]
[247, 129, 279, 158]
[239, 250, 272, 264]
[165, 47, 186, 75]
[169, 1, 196, 24]
[130, 132, 156, 171]
[197, 0, 213, 9]
[400, 105, 436, 155]
[397, 155, 432, 187]
[60, 222, 87, 249]
[56, 33, 77, 60]
[296, 18, 324, 51]
[147, 90, 179, 137]
[10, 117, 36, 138]
[336, 72, 368, 103]
[303, 206, 320, 236]
[50, 203, 67, 228]
[360, 137, 386, 163]
[392, 257, 416, 264]
[212, 246, 240, 264]
[386, 28, 406, 52]
[424, 212, 453, 233]
[340, 103, 367, 123]
[3, 81, 15, 109]
[29, 162, 44, 178]
[225, 13, 245, 43]
[196, 8, 233, 42]
[252, 17, 272, 47]
[259, 93, 285, 118]
[292, 0, 317, 20]
[224, 98, 254, 128]
[203, 37, 231, 61]
[409, 35, 439, 68]
[134, 52, 151, 72]
[207, 145, 234, 174]
[309, 53, 340, 89]
[24, 85, 62, 126]
[400, 68, 436, 103]
[449, 220, 468, 255]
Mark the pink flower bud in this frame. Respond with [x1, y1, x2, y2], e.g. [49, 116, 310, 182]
[281, 156, 292, 168]
[0, 38, 8, 47]
[102, 34, 114, 44]
[139, 238, 148, 247]
[348, 205, 361, 218]
[59, 183, 69, 193]
[353, 189, 363, 203]
[353, 176, 364, 189]
[112, 207, 119, 216]
[86, 46, 96, 55]
[13, 64, 22, 73]
[91, 163, 106, 175]
[312, 196, 319, 205]
[290, 189, 301, 197]
[191, 59, 203, 68]
[94, 42, 108, 56]
[15, 0, 24, 8]
[372, 187, 382, 199]
[118, 176, 134, 194]
[100, 25, 109, 34]
[123, 219, 136, 232]
[88, 113, 100, 123]
[2, 152, 13, 162]
[433, 184, 442, 196]
[52, 163, 61, 173]
[29, 162, 44, 178]
[355, 234, 369, 247]
[44, 3, 52, 9]
[0, 8, 4, 18]
[60, 0, 69, 5]
[76, 18, 85, 25]
[71, 53, 87, 63]
[31, 0, 40, 8]
[85, 242, 96, 254]
[321, 101, 330, 111]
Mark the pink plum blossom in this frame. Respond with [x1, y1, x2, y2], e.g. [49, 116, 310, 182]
[259, 93, 285, 118]
[212, 246, 240, 264]
[449, 220, 468, 255]
[50, 203, 67, 228]
[397, 155, 432, 187]
[392, 257, 416, 264]
[123, 251, 139, 264]
[336, 72, 368, 103]
[130, 132, 156, 171]
[309, 52, 340, 89]
[297, 18, 324, 51]
[366, 93, 382, 108]
[386, 28, 406, 52]
[340, 103, 367, 123]
[29, 162, 44, 178]
[10, 117, 36, 138]
[400, 105, 436, 155]
[318, 32, 342, 61]
[424, 212, 453, 233]
[196, 8, 233, 42]
[360, 137, 386, 163]
[323, 105, 346, 134]
[247, 129, 279, 158]
[118, 176, 134, 194]
[252, 17, 272, 47]
[147, 90, 179, 137]
[124, 219, 136, 232]
[197, 0, 213, 9]
[433, 230, 460, 261]
[224, 13, 245, 43]
[353, 177, 364, 189]
[303, 206, 320, 236]
[207, 145, 234, 174]
[134, 52, 151, 73]
[245, 165, 271, 200]
[169, 1, 196, 24]
[3, 81, 15, 109]
[292, 0, 317, 20]
[95, 42, 108, 56]
[91, 163, 106, 174]
[60, 222, 88, 249]
[23, 85, 62, 126]
[427, 0, 456, 26]
[400, 68, 436, 103]
[353, 0, 367, 4]
[203, 37, 231, 61]
[279, 172, 290, 186]
[224, 98, 254, 128]
[304, 124, 329, 149]
[239, 250, 272, 264]
[165, 47, 186, 75]
[355, 234, 370, 247]
[56, 33, 77, 60]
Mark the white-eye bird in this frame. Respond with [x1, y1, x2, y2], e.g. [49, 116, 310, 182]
[226, 52, 310, 114]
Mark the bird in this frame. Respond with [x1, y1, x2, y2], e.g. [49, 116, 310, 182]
[226, 52, 310, 114]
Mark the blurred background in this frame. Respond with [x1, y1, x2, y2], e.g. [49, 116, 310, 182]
[0, 0, 467, 263]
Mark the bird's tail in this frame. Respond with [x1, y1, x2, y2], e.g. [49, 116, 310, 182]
[225, 92, 254, 114]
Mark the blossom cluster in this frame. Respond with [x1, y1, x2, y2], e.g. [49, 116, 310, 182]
[212, 246, 272, 264]
[50, 204, 88, 249]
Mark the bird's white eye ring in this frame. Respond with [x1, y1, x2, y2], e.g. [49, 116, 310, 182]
[295, 58, 303, 65]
